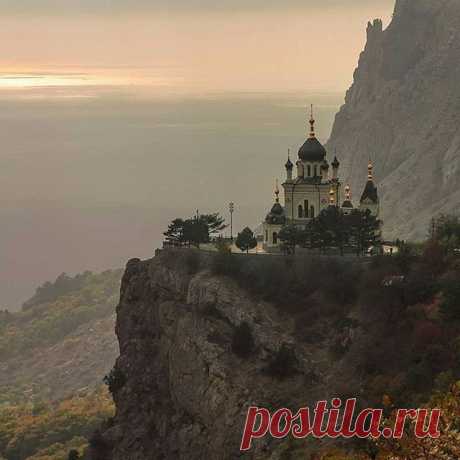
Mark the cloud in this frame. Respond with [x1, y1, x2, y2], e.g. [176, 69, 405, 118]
[0, 0, 394, 15]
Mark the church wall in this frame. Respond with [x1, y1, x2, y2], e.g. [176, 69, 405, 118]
[283, 183, 341, 220]
[262, 222, 283, 249]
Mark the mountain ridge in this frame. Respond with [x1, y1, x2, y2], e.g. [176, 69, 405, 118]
[327, 0, 460, 239]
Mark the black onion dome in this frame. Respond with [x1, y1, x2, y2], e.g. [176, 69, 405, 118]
[285, 157, 293, 170]
[360, 181, 379, 203]
[342, 200, 354, 209]
[320, 159, 329, 170]
[332, 156, 340, 168]
[265, 202, 286, 225]
[271, 202, 283, 215]
[298, 137, 327, 162]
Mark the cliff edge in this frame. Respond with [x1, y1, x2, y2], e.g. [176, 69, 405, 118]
[93, 251, 361, 459]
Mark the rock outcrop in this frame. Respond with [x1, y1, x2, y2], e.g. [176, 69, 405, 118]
[98, 251, 355, 460]
[327, 0, 460, 240]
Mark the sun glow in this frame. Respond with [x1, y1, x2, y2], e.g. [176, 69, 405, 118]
[0, 73, 122, 89]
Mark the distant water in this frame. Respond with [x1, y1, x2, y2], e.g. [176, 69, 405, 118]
[1, 91, 343, 309]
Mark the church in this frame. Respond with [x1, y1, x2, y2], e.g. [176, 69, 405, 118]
[262, 107, 380, 251]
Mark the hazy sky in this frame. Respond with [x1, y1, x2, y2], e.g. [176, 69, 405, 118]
[0, 1, 395, 308]
[0, 0, 394, 94]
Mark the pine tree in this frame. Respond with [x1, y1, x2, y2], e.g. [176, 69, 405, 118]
[347, 208, 381, 256]
[163, 218, 186, 246]
[279, 224, 301, 254]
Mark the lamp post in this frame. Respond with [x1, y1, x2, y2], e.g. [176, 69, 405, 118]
[229, 202, 235, 242]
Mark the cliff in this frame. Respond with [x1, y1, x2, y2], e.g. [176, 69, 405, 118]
[94, 245, 460, 459]
[97, 251, 360, 459]
[327, 0, 460, 240]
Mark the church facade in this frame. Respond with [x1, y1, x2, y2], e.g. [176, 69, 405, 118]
[262, 108, 380, 250]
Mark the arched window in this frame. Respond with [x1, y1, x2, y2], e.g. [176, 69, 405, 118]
[304, 200, 309, 218]
[310, 205, 315, 218]
[265, 230, 268, 242]
[273, 232, 278, 245]
[298, 205, 303, 218]
[314, 165, 318, 177]
[307, 165, 311, 177]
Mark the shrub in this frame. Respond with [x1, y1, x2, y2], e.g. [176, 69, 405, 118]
[232, 322, 255, 358]
[266, 344, 297, 379]
[68, 450, 80, 460]
[440, 279, 460, 321]
[401, 265, 437, 306]
[103, 367, 126, 395]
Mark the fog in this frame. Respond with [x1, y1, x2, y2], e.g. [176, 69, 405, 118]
[2, 91, 342, 308]
[0, 0, 396, 308]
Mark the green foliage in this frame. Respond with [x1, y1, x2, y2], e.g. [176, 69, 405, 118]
[23, 271, 99, 310]
[164, 213, 227, 248]
[308, 206, 348, 253]
[278, 224, 302, 254]
[346, 208, 381, 255]
[0, 270, 121, 459]
[235, 227, 257, 253]
[440, 278, 460, 321]
[0, 388, 113, 460]
[0, 270, 121, 361]
[279, 207, 380, 255]
[163, 218, 187, 246]
[103, 367, 127, 395]
[432, 214, 460, 252]
[231, 322, 255, 358]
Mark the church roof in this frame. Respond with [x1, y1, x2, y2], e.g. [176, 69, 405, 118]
[298, 137, 327, 162]
[360, 180, 379, 203]
[265, 202, 286, 225]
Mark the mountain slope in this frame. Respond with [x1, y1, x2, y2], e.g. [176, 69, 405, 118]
[327, 0, 460, 240]
[0, 270, 121, 459]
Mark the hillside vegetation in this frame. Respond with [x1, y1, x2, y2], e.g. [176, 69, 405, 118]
[0, 270, 121, 460]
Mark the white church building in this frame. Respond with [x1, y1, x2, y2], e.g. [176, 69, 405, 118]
[262, 108, 380, 250]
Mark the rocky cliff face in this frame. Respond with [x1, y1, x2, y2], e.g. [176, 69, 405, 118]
[98, 251, 358, 460]
[327, 0, 460, 240]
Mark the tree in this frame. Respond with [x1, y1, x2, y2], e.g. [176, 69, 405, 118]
[307, 207, 341, 253]
[163, 218, 186, 246]
[440, 278, 460, 322]
[103, 367, 126, 395]
[236, 227, 257, 253]
[432, 214, 460, 254]
[164, 213, 227, 248]
[200, 213, 227, 237]
[279, 224, 302, 254]
[317, 206, 348, 254]
[347, 208, 381, 256]
[183, 217, 209, 248]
